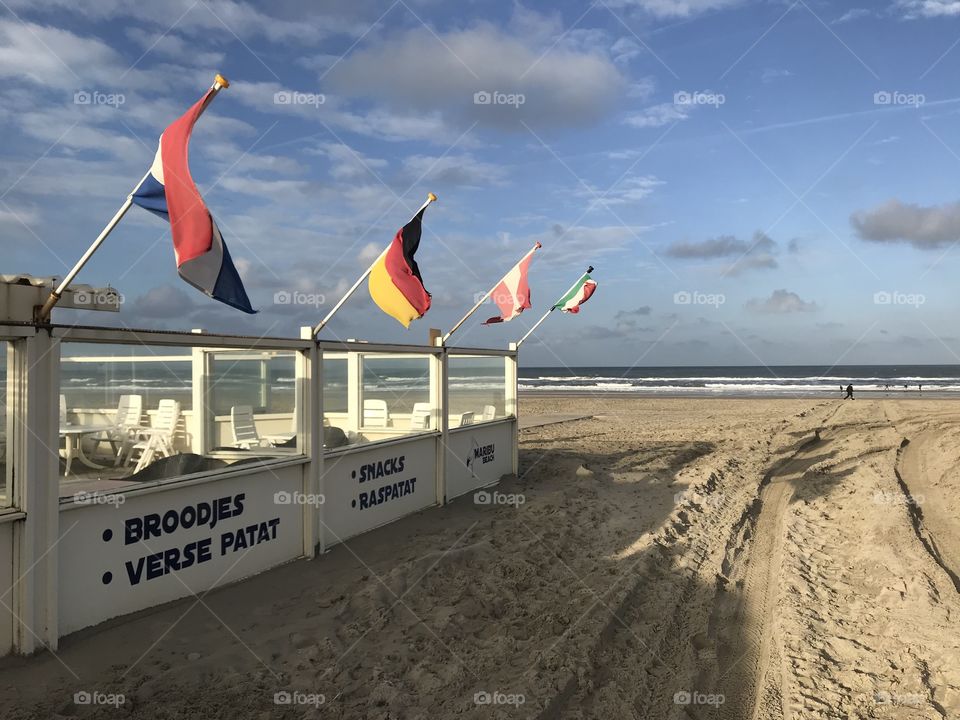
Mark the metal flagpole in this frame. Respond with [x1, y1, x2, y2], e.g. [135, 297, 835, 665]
[516, 265, 593, 348]
[442, 241, 542, 345]
[37, 74, 231, 323]
[313, 193, 436, 337]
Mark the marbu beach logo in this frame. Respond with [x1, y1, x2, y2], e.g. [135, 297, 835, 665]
[465, 438, 495, 476]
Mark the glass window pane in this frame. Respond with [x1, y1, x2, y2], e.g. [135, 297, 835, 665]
[448, 355, 507, 426]
[59, 343, 193, 497]
[208, 350, 299, 454]
[59, 342, 302, 500]
[359, 354, 431, 441]
[323, 354, 348, 415]
[1, 341, 9, 507]
[321, 354, 350, 449]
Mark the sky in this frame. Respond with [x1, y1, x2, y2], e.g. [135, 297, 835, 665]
[2, 0, 960, 367]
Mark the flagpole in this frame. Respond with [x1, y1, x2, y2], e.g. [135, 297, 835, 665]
[516, 265, 593, 348]
[37, 74, 231, 323]
[313, 193, 436, 337]
[442, 241, 542, 345]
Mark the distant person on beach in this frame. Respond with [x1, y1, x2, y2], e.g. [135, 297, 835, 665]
[845, 384, 854, 400]
[919, 384, 922, 392]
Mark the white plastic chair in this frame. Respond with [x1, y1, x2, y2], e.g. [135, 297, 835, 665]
[410, 402, 432, 431]
[126, 400, 181, 473]
[58, 394, 68, 462]
[91, 395, 143, 463]
[458, 411, 475, 427]
[363, 399, 391, 428]
[231, 405, 274, 449]
[481, 405, 496, 422]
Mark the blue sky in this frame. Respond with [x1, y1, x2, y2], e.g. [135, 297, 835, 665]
[2, 0, 960, 366]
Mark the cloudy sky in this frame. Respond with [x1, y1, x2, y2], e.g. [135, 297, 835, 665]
[3, 0, 960, 367]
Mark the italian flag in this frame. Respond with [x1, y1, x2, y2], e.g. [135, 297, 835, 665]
[553, 274, 597, 313]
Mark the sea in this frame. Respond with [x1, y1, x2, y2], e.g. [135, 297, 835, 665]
[56, 355, 507, 414]
[518, 365, 960, 398]
[48, 360, 960, 413]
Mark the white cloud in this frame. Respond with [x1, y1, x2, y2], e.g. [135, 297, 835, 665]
[125, 28, 225, 67]
[332, 107, 455, 144]
[131, 285, 197, 319]
[605, 0, 746, 18]
[625, 101, 690, 128]
[898, 1, 960, 18]
[627, 77, 657, 99]
[228, 80, 458, 144]
[746, 289, 818, 313]
[832, 8, 874, 23]
[401, 154, 507, 187]
[543, 223, 653, 263]
[3, 0, 354, 43]
[0, 206, 39, 226]
[611, 37, 643, 65]
[760, 67, 793, 83]
[666, 231, 780, 275]
[17, 109, 143, 158]
[578, 175, 664, 206]
[0, 19, 126, 89]
[217, 176, 315, 202]
[357, 242, 381, 264]
[851, 198, 960, 248]
[312, 143, 388, 182]
[324, 24, 624, 130]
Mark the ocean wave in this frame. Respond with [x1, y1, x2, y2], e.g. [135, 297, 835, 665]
[520, 375, 960, 384]
[519, 382, 960, 394]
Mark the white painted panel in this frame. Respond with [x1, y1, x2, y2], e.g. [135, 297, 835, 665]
[445, 421, 515, 501]
[58, 466, 304, 636]
[0, 521, 12, 655]
[322, 437, 436, 546]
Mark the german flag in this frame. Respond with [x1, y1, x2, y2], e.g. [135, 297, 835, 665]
[368, 194, 435, 327]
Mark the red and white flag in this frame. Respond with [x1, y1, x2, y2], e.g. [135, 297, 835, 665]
[131, 79, 254, 314]
[484, 242, 541, 324]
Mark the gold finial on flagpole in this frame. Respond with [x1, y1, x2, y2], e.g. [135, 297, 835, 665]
[214, 73, 230, 89]
[427, 192, 437, 203]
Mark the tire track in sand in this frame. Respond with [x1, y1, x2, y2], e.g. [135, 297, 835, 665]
[895, 433, 960, 593]
[712, 404, 846, 720]
[882, 402, 960, 593]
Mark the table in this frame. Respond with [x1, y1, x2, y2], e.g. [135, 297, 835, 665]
[60, 424, 113, 477]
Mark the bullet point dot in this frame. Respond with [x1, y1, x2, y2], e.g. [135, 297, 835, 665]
[351, 470, 356, 479]
[351, 499, 356, 508]
[102, 528, 112, 542]
[101, 571, 112, 585]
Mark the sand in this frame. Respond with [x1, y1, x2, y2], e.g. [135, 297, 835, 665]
[2, 396, 959, 719]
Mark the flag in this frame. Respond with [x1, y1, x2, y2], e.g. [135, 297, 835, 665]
[131, 86, 255, 314]
[484, 242, 541, 324]
[553, 274, 597, 314]
[368, 199, 433, 327]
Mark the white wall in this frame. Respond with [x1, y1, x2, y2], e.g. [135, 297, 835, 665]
[322, 436, 437, 546]
[444, 421, 516, 501]
[58, 464, 306, 635]
[0, 521, 12, 654]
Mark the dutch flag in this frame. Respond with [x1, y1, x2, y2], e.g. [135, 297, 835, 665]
[131, 87, 255, 314]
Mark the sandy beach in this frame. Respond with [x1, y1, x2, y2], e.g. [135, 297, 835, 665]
[2, 395, 959, 719]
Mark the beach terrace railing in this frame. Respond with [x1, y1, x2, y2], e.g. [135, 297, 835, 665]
[0, 321, 517, 655]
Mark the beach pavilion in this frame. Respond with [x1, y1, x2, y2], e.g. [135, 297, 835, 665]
[0, 274, 518, 655]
